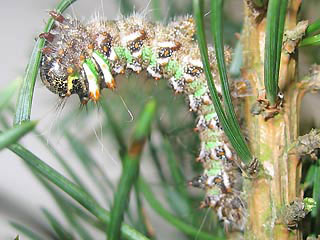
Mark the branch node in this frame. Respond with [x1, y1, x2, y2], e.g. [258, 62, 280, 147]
[282, 198, 316, 230]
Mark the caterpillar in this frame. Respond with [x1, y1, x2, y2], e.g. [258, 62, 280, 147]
[39, 11, 246, 231]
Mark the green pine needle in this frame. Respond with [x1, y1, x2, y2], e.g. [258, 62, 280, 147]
[264, 0, 288, 105]
[108, 100, 156, 240]
[306, 18, 320, 36]
[8, 142, 150, 240]
[0, 78, 21, 113]
[0, 121, 37, 150]
[299, 34, 320, 47]
[42, 208, 75, 240]
[140, 178, 223, 240]
[312, 161, 320, 217]
[11, 222, 47, 240]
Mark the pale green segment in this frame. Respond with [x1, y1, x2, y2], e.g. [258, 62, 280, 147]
[206, 161, 223, 176]
[207, 187, 220, 196]
[205, 141, 219, 150]
[92, 51, 114, 86]
[205, 113, 216, 121]
[194, 87, 207, 98]
[84, 59, 99, 79]
[207, 130, 220, 140]
[114, 46, 133, 64]
[189, 80, 208, 98]
[83, 60, 99, 97]
[142, 47, 157, 66]
[94, 50, 111, 67]
[201, 105, 216, 115]
[175, 67, 183, 79]
[166, 60, 183, 79]
[189, 80, 203, 92]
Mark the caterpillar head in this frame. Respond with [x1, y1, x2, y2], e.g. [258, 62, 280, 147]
[40, 11, 96, 103]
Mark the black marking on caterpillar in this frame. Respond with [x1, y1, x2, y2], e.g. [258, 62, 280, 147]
[39, 11, 245, 231]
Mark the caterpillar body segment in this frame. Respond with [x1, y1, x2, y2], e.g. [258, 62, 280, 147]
[40, 11, 245, 231]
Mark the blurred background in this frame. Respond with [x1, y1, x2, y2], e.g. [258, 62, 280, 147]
[0, 0, 320, 239]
